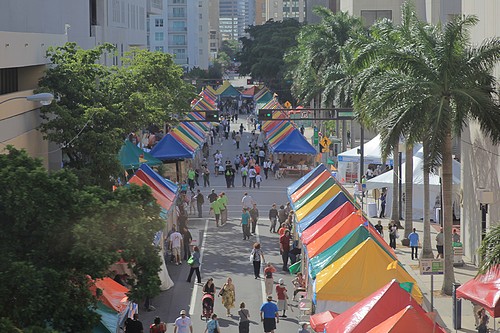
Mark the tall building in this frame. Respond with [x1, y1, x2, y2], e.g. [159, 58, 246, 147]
[306, 0, 338, 24]
[460, 0, 500, 265]
[219, 0, 255, 41]
[208, 0, 221, 59]
[257, 0, 307, 23]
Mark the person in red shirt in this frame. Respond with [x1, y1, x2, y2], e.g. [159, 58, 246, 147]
[275, 279, 289, 318]
[263, 262, 277, 296]
[279, 230, 291, 272]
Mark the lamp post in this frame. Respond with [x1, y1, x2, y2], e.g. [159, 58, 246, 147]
[398, 141, 405, 221]
[0, 93, 54, 106]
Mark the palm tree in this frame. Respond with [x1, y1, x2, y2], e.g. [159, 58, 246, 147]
[353, 7, 500, 294]
[478, 224, 500, 273]
[404, 143, 413, 238]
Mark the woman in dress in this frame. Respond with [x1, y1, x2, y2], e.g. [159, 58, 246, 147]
[219, 277, 236, 316]
[250, 242, 265, 279]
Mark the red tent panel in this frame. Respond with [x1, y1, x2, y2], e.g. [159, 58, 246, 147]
[291, 171, 331, 203]
[91, 277, 129, 313]
[310, 311, 338, 332]
[456, 267, 500, 317]
[366, 306, 446, 333]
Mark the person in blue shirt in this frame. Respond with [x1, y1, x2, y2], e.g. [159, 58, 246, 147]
[408, 228, 420, 260]
[260, 295, 279, 333]
[240, 208, 251, 240]
[204, 313, 220, 333]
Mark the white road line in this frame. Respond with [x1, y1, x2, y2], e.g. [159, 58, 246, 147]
[188, 217, 209, 315]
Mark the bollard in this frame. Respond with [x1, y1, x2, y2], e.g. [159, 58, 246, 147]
[452, 282, 462, 329]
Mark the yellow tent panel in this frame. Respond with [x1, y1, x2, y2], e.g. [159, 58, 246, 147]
[295, 185, 341, 221]
[315, 239, 423, 304]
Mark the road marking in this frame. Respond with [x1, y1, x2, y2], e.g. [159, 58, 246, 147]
[255, 223, 267, 303]
[188, 217, 209, 315]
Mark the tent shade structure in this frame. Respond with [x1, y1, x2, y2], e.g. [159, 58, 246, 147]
[294, 178, 337, 211]
[151, 134, 194, 160]
[93, 302, 119, 333]
[456, 267, 500, 317]
[296, 191, 350, 234]
[92, 277, 130, 313]
[287, 164, 327, 195]
[290, 170, 331, 204]
[365, 151, 461, 220]
[301, 201, 356, 245]
[323, 280, 426, 333]
[216, 80, 241, 98]
[305, 212, 366, 258]
[119, 140, 162, 169]
[270, 129, 317, 154]
[308, 225, 397, 279]
[365, 306, 446, 333]
[295, 185, 342, 221]
[309, 311, 338, 332]
[315, 239, 423, 313]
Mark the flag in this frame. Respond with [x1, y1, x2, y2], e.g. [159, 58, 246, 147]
[387, 260, 398, 270]
[399, 282, 414, 293]
[289, 261, 301, 275]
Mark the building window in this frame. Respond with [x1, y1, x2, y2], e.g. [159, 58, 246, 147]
[210, 42, 216, 47]
[173, 35, 186, 45]
[155, 46, 165, 52]
[155, 32, 164, 41]
[173, 48, 186, 59]
[360, 10, 392, 26]
[155, 18, 164, 27]
[0, 68, 18, 95]
[173, 0, 185, 4]
[173, 7, 185, 17]
[199, 49, 203, 55]
[172, 21, 186, 31]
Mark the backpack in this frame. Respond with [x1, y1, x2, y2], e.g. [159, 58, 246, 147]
[242, 169, 248, 176]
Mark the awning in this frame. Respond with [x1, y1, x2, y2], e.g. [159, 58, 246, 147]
[118, 140, 162, 170]
[456, 267, 500, 317]
[270, 129, 316, 155]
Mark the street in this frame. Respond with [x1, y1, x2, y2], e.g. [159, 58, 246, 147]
[141, 115, 303, 332]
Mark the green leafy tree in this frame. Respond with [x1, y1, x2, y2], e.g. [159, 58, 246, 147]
[238, 19, 302, 102]
[220, 39, 240, 61]
[38, 43, 194, 188]
[478, 224, 500, 273]
[0, 147, 164, 331]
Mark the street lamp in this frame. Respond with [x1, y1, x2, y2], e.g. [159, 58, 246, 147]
[0, 93, 54, 106]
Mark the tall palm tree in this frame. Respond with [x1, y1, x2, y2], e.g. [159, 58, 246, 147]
[478, 224, 500, 273]
[353, 7, 500, 294]
[404, 143, 413, 238]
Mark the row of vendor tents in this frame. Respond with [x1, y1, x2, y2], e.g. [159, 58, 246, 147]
[286, 163, 446, 332]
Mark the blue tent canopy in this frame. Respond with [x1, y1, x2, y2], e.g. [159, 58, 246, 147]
[287, 164, 327, 196]
[139, 164, 178, 193]
[151, 134, 194, 160]
[297, 191, 350, 234]
[271, 129, 317, 155]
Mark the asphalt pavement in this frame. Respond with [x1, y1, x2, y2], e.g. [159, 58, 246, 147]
[140, 115, 302, 332]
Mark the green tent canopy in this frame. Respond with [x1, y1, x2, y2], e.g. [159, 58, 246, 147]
[289, 261, 301, 275]
[119, 140, 162, 170]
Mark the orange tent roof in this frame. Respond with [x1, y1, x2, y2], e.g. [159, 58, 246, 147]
[306, 212, 366, 258]
[310, 311, 338, 332]
[290, 170, 331, 203]
[92, 277, 129, 313]
[301, 201, 356, 245]
[366, 306, 446, 333]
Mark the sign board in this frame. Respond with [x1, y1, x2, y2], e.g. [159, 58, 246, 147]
[420, 259, 444, 275]
[189, 228, 200, 248]
[284, 101, 292, 108]
[313, 128, 319, 145]
[320, 137, 332, 148]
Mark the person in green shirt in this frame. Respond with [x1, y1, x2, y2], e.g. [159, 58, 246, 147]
[218, 192, 228, 225]
[188, 168, 196, 191]
[211, 199, 221, 227]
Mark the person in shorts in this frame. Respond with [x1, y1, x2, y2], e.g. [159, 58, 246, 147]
[169, 227, 183, 265]
[260, 295, 279, 333]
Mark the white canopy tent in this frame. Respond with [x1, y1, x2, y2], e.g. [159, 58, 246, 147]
[365, 149, 461, 221]
[337, 135, 421, 184]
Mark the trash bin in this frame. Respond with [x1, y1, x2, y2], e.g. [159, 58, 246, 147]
[452, 283, 462, 329]
[367, 203, 377, 218]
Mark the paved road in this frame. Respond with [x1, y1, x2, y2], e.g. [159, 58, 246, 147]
[140, 115, 303, 332]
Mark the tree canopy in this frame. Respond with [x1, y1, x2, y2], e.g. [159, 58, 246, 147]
[0, 147, 164, 332]
[238, 19, 302, 102]
[38, 43, 195, 188]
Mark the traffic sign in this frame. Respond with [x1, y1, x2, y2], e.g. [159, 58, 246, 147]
[420, 259, 444, 275]
[313, 128, 319, 145]
[320, 137, 331, 148]
[284, 101, 292, 108]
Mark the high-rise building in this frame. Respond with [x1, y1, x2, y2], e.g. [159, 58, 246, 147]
[306, 0, 338, 24]
[219, 0, 255, 41]
[208, 0, 221, 59]
[257, 0, 307, 23]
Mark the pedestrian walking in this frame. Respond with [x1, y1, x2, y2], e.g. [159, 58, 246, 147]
[374, 220, 384, 236]
[149, 317, 167, 333]
[225, 166, 234, 188]
[408, 228, 419, 260]
[269, 203, 278, 233]
[235, 132, 241, 149]
[436, 227, 444, 259]
[219, 192, 228, 225]
[187, 168, 196, 191]
[264, 262, 277, 296]
[260, 295, 279, 333]
[263, 159, 271, 179]
[208, 189, 218, 203]
[238, 302, 250, 333]
[169, 227, 183, 265]
[276, 279, 289, 317]
[204, 314, 220, 333]
[186, 246, 201, 283]
[174, 310, 193, 333]
[256, 173, 262, 189]
[210, 198, 221, 227]
[125, 314, 144, 333]
[249, 203, 259, 234]
[182, 227, 192, 261]
[219, 277, 236, 316]
[300, 125, 305, 135]
[240, 164, 248, 187]
[239, 123, 244, 136]
[196, 189, 205, 218]
[234, 156, 241, 172]
[278, 205, 287, 226]
[241, 208, 251, 240]
[280, 230, 291, 271]
[241, 192, 255, 209]
[248, 166, 257, 188]
[250, 242, 265, 279]
[379, 190, 387, 218]
[389, 222, 398, 250]
[203, 166, 211, 187]
[477, 308, 490, 333]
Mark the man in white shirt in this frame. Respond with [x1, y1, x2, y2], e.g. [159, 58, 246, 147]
[174, 310, 193, 333]
[242, 192, 255, 209]
[169, 227, 183, 265]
